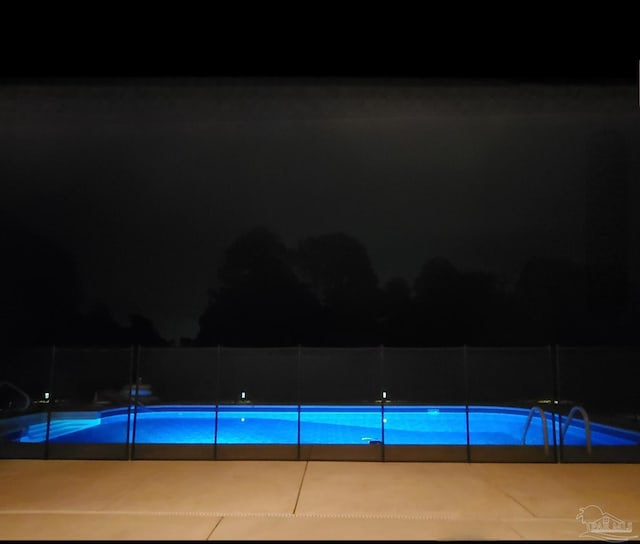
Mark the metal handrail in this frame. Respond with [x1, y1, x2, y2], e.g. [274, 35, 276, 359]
[0, 381, 31, 411]
[521, 405, 550, 455]
[561, 405, 592, 455]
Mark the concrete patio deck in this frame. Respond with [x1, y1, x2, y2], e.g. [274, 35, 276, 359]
[0, 459, 639, 540]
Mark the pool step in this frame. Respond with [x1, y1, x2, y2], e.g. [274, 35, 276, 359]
[20, 419, 100, 443]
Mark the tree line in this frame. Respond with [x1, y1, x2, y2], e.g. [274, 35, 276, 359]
[1, 222, 637, 348]
[194, 227, 636, 347]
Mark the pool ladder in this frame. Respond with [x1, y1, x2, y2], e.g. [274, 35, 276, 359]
[521, 406, 550, 454]
[521, 404, 592, 455]
[561, 405, 592, 454]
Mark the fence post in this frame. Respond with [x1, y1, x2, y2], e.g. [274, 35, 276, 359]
[380, 344, 385, 462]
[297, 344, 302, 461]
[44, 344, 56, 459]
[214, 345, 221, 460]
[555, 344, 563, 463]
[463, 345, 470, 463]
[126, 345, 135, 460]
[549, 344, 559, 462]
[130, 345, 141, 460]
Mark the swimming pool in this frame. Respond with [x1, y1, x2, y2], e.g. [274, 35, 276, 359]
[13, 405, 640, 447]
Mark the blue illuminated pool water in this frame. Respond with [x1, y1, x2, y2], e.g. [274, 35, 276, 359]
[16, 405, 640, 447]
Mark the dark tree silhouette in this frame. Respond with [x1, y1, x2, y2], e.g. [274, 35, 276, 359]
[413, 257, 462, 346]
[294, 232, 381, 345]
[379, 277, 417, 346]
[585, 130, 631, 344]
[66, 303, 130, 346]
[127, 313, 169, 346]
[412, 257, 507, 346]
[197, 227, 320, 346]
[514, 257, 588, 345]
[56, 306, 168, 347]
[0, 220, 80, 347]
[455, 269, 505, 346]
[0, 220, 169, 347]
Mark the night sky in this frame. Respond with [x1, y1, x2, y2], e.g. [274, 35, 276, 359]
[1, 76, 638, 342]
